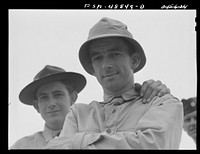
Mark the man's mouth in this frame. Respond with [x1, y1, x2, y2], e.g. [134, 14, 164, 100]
[103, 72, 118, 78]
[188, 126, 196, 135]
[47, 110, 60, 114]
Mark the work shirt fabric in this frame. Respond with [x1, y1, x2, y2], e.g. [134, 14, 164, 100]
[10, 125, 61, 149]
[46, 93, 183, 149]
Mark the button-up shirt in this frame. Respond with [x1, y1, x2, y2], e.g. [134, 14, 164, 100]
[46, 87, 183, 149]
[10, 125, 61, 149]
[103, 85, 139, 103]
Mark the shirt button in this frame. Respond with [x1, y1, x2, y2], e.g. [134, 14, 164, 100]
[114, 102, 121, 105]
[106, 128, 111, 133]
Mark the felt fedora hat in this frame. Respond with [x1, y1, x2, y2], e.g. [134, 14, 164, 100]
[181, 97, 196, 116]
[19, 65, 86, 105]
[79, 17, 146, 75]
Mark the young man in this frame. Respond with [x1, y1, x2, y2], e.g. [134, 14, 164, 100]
[10, 65, 86, 149]
[11, 65, 169, 149]
[46, 17, 183, 149]
[181, 97, 196, 143]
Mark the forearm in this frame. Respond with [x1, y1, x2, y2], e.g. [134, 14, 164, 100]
[85, 130, 167, 149]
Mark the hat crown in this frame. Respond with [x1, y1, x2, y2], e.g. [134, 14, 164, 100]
[182, 97, 196, 115]
[88, 17, 133, 41]
[34, 65, 65, 81]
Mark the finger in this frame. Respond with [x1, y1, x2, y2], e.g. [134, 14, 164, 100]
[158, 87, 170, 97]
[146, 86, 163, 103]
[140, 79, 155, 97]
[134, 83, 142, 92]
[147, 84, 170, 102]
[142, 81, 162, 103]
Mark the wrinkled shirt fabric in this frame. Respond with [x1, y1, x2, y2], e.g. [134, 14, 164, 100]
[10, 125, 60, 149]
[46, 88, 183, 149]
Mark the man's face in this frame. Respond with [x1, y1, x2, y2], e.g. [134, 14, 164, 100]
[36, 81, 72, 126]
[183, 110, 196, 142]
[90, 37, 137, 93]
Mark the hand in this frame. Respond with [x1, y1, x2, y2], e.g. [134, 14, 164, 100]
[134, 79, 170, 104]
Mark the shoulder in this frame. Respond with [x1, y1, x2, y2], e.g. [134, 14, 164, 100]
[71, 101, 100, 110]
[70, 101, 101, 115]
[149, 94, 183, 113]
[10, 131, 42, 149]
[152, 94, 181, 104]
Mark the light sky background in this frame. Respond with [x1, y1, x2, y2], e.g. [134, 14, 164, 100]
[9, 10, 196, 149]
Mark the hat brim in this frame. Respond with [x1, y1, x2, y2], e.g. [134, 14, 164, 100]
[79, 35, 146, 75]
[19, 72, 86, 105]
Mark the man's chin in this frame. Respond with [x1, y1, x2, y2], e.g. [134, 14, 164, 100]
[47, 116, 65, 124]
[188, 131, 196, 140]
[190, 133, 196, 139]
[46, 112, 63, 120]
[103, 82, 123, 92]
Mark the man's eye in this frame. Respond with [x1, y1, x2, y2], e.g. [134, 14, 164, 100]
[55, 93, 63, 97]
[39, 96, 48, 101]
[111, 53, 120, 57]
[185, 118, 191, 122]
[92, 56, 101, 62]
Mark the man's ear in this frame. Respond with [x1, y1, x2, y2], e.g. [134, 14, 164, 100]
[130, 52, 141, 72]
[70, 91, 78, 106]
[90, 64, 96, 76]
[91, 69, 96, 76]
[33, 100, 40, 113]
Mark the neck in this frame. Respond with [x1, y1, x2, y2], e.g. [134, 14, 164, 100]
[104, 80, 135, 96]
[45, 120, 63, 131]
[193, 138, 196, 144]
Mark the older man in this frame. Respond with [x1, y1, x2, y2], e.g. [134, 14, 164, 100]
[181, 97, 196, 143]
[10, 65, 86, 149]
[46, 17, 183, 149]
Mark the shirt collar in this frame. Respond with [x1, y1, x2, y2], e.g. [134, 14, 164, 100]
[103, 83, 140, 103]
[43, 125, 61, 142]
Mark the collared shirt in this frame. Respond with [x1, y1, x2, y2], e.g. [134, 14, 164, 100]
[10, 125, 61, 149]
[46, 88, 183, 149]
[102, 84, 139, 105]
[103, 86, 138, 102]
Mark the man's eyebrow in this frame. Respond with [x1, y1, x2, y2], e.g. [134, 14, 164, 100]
[90, 51, 101, 58]
[37, 90, 65, 98]
[52, 90, 65, 94]
[37, 92, 47, 98]
[184, 114, 195, 119]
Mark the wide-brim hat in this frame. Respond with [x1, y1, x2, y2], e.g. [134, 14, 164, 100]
[19, 65, 86, 105]
[181, 97, 196, 116]
[79, 17, 146, 75]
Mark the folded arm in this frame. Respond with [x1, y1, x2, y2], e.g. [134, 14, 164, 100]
[72, 96, 183, 149]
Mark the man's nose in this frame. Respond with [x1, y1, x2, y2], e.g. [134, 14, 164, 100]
[48, 99, 57, 110]
[190, 117, 196, 124]
[102, 57, 112, 70]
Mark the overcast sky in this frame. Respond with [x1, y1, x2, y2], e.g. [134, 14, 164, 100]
[9, 10, 196, 149]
